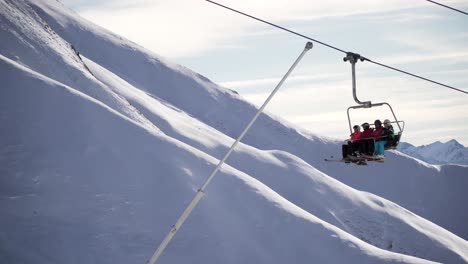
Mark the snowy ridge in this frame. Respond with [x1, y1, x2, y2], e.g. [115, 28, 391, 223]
[1, 0, 468, 263]
[0, 52, 431, 264]
[0, 0, 159, 132]
[26, 0, 468, 242]
[399, 140, 468, 165]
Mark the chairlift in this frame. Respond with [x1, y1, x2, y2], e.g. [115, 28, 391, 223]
[325, 52, 405, 165]
[344, 52, 405, 150]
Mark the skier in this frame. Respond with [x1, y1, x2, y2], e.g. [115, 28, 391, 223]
[375, 119, 394, 156]
[342, 125, 361, 159]
[358, 122, 374, 156]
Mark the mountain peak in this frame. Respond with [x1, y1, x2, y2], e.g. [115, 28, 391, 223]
[398, 139, 468, 165]
[446, 139, 464, 148]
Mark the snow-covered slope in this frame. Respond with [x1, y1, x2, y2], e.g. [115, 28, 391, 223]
[1, 0, 468, 263]
[398, 140, 468, 165]
[2, 52, 438, 264]
[26, 0, 468, 242]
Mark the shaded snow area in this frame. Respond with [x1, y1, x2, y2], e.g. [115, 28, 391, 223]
[398, 141, 468, 166]
[1, 0, 467, 263]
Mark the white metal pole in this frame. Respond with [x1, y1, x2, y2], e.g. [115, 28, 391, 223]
[146, 42, 313, 264]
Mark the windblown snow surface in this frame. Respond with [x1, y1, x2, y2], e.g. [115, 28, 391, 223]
[1, 1, 467, 263]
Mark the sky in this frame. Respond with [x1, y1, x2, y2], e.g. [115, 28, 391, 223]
[62, 0, 468, 146]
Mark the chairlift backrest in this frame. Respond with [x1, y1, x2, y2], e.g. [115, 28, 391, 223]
[346, 102, 405, 149]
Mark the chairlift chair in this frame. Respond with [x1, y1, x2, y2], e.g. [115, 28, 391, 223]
[344, 52, 405, 151]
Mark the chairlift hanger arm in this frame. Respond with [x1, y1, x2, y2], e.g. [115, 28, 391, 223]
[344, 55, 404, 134]
[343, 53, 372, 108]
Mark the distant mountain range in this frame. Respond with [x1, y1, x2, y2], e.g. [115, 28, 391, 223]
[398, 140, 468, 165]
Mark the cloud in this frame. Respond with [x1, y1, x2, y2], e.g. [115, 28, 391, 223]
[386, 51, 468, 65]
[219, 73, 344, 89]
[73, 0, 468, 59]
[78, 0, 252, 58]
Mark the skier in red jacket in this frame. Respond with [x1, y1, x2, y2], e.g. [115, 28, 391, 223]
[372, 119, 383, 138]
[350, 125, 361, 140]
[360, 122, 373, 139]
[359, 120, 383, 156]
[358, 122, 375, 155]
[342, 125, 361, 159]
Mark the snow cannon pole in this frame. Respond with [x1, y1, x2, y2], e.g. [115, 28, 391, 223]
[146, 41, 313, 264]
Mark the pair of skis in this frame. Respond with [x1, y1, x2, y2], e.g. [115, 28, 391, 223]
[324, 154, 384, 165]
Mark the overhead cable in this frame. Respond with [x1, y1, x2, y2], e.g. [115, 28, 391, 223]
[205, 0, 468, 95]
[205, 0, 346, 54]
[424, 0, 468, 16]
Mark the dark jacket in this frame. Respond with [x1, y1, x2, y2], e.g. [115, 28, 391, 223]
[381, 125, 394, 141]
